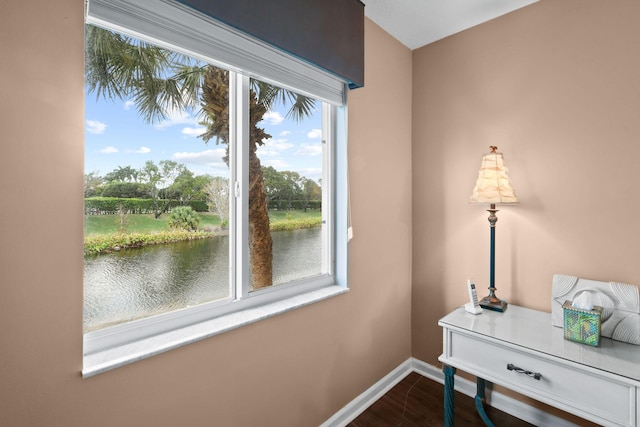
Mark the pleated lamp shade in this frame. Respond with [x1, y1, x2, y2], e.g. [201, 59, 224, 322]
[470, 146, 518, 204]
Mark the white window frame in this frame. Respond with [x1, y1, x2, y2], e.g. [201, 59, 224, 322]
[83, 0, 349, 377]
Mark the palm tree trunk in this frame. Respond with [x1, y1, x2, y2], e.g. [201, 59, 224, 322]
[248, 141, 273, 288]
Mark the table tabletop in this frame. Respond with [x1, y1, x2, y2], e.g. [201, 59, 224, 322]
[439, 305, 640, 383]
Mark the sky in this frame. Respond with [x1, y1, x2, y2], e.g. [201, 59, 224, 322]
[84, 88, 324, 182]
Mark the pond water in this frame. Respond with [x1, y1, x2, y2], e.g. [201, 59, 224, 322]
[84, 227, 322, 331]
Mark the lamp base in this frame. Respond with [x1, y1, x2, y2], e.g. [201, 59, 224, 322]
[479, 295, 508, 312]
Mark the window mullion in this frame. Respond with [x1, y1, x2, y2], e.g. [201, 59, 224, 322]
[230, 72, 250, 299]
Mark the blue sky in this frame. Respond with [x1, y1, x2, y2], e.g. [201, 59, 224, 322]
[85, 90, 324, 182]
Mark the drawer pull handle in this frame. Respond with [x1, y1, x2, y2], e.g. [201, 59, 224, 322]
[507, 363, 542, 380]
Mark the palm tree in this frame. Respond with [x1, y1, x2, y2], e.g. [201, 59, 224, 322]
[85, 24, 316, 288]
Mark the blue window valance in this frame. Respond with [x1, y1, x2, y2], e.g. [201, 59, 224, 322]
[178, 0, 364, 89]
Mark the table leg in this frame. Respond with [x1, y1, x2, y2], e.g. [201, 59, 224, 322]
[443, 365, 456, 427]
[475, 378, 496, 427]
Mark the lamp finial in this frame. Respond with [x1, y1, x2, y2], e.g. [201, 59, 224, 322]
[489, 145, 498, 153]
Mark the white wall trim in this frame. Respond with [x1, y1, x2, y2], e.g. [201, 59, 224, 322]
[321, 357, 579, 427]
[83, 285, 348, 377]
[319, 359, 414, 427]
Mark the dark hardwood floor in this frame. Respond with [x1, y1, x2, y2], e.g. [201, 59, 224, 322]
[347, 372, 535, 427]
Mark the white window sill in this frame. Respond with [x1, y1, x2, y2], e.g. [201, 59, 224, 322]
[82, 285, 348, 378]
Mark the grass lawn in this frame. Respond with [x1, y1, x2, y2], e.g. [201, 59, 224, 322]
[84, 212, 221, 235]
[268, 209, 321, 224]
[85, 210, 322, 235]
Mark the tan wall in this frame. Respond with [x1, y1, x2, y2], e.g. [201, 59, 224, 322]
[0, 2, 412, 425]
[7, 0, 636, 424]
[412, 0, 640, 413]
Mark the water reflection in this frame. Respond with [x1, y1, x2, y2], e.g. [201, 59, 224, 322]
[271, 228, 322, 285]
[84, 227, 321, 332]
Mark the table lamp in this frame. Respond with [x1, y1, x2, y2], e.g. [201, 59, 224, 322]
[470, 146, 518, 312]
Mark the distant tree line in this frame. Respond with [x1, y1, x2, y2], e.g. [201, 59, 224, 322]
[85, 161, 321, 218]
[262, 166, 321, 211]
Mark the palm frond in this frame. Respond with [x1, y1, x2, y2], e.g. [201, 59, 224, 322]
[86, 24, 316, 128]
[172, 64, 208, 109]
[249, 78, 316, 123]
[85, 24, 204, 125]
[285, 94, 316, 122]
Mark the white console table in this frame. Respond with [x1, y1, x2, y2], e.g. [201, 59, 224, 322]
[438, 305, 640, 427]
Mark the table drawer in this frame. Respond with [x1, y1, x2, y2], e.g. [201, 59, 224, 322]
[448, 331, 635, 427]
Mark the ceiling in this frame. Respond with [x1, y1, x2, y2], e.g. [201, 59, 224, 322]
[362, 0, 539, 50]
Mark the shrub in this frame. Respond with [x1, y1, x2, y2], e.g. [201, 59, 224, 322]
[269, 217, 322, 231]
[85, 198, 210, 215]
[84, 230, 214, 255]
[85, 197, 155, 214]
[167, 206, 200, 231]
[188, 200, 209, 212]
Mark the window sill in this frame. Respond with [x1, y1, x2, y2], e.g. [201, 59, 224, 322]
[82, 285, 348, 378]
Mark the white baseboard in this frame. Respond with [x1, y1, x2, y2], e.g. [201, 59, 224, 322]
[319, 359, 414, 427]
[321, 357, 578, 427]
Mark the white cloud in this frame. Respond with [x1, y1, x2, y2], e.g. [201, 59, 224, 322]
[123, 100, 135, 110]
[173, 148, 227, 166]
[154, 109, 199, 129]
[279, 130, 291, 137]
[298, 167, 322, 181]
[263, 138, 294, 151]
[100, 146, 118, 154]
[256, 148, 280, 157]
[296, 144, 322, 157]
[86, 120, 107, 135]
[261, 111, 284, 125]
[261, 159, 289, 169]
[307, 128, 322, 139]
[135, 146, 151, 154]
[257, 138, 294, 158]
[181, 126, 206, 137]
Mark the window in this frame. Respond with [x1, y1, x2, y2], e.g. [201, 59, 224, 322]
[83, 0, 348, 376]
